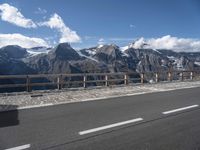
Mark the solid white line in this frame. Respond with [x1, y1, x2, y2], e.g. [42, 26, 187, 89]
[4, 144, 30, 150]
[79, 118, 143, 135]
[162, 105, 199, 115]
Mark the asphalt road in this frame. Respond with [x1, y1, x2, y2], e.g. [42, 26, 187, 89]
[0, 87, 200, 150]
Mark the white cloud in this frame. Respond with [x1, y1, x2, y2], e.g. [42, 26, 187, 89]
[109, 37, 135, 42]
[34, 7, 47, 14]
[0, 3, 37, 28]
[84, 36, 97, 40]
[98, 38, 105, 45]
[130, 35, 200, 52]
[129, 24, 136, 29]
[131, 37, 146, 49]
[39, 13, 81, 43]
[0, 33, 49, 48]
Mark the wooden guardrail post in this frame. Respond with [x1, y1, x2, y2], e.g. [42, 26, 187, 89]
[155, 73, 159, 83]
[140, 73, 144, 84]
[83, 75, 87, 88]
[26, 75, 31, 92]
[57, 75, 62, 90]
[180, 72, 183, 81]
[57, 75, 60, 90]
[190, 71, 193, 80]
[60, 74, 63, 89]
[124, 74, 128, 85]
[105, 75, 108, 86]
[168, 72, 172, 81]
[1, 71, 198, 93]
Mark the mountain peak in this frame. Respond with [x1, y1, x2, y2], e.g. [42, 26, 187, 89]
[52, 43, 80, 60]
[56, 43, 72, 49]
[0, 45, 27, 59]
[1, 45, 24, 50]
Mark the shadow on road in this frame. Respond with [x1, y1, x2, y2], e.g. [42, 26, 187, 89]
[0, 105, 19, 128]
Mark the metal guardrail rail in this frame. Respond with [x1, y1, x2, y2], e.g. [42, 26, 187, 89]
[0, 71, 199, 92]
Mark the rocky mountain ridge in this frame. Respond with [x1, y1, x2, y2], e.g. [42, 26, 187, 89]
[0, 42, 200, 75]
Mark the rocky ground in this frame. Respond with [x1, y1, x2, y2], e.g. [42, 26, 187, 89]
[1, 80, 200, 112]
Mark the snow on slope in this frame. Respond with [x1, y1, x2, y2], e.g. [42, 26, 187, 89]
[76, 49, 98, 62]
[27, 47, 51, 56]
[195, 61, 200, 66]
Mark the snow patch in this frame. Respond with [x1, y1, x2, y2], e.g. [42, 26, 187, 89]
[76, 50, 98, 62]
[85, 49, 97, 56]
[120, 46, 129, 52]
[119, 46, 129, 57]
[195, 61, 200, 66]
[98, 44, 104, 48]
[167, 56, 176, 60]
[152, 49, 161, 54]
[27, 48, 50, 56]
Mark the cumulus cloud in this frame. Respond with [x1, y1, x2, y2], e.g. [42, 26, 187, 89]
[98, 38, 105, 45]
[39, 13, 81, 43]
[0, 3, 37, 28]
[0, 33, 49, 48]
[131, 35, 200, 52]
[130, 37, 146, 49]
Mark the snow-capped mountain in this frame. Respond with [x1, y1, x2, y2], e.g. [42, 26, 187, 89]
[0, 42, 200, 75]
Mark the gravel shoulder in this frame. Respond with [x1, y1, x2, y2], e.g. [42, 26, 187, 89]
[1, 80, 200, 112]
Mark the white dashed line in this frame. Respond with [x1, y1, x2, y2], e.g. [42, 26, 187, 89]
[4, 144, 30, 150]
[162, 105, 199, 115]
[79, 118, 143, 135]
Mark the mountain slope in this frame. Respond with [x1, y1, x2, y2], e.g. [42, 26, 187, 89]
[0, 42, 199, 75]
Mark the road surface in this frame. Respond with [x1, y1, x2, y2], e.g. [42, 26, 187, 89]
[0, 87, 200, 150]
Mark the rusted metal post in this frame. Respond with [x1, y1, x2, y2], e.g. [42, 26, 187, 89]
[190, 71, 193, 80]
[140, 73, 144, 84]
[26, 75, 31, 92]
[83, 75, 87, 88]
[155, 73, 159, 83]
[124, 74, 128, 85]
[105, 75, 108, 86]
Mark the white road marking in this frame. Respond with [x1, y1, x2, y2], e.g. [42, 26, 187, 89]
[4, 144, 30, 150]
[162, 105, 199, 115]
[79, 118, 143, 135]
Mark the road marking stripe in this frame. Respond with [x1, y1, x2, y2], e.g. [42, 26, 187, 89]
[4, 144, 30, 150]
[79, 118, 143, 135]
[162, 105, 199, 115]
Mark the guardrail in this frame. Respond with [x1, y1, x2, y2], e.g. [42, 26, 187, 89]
[0, 70, 199, 93]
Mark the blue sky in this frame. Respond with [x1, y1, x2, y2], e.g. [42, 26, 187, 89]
[0, 0, 200, 50]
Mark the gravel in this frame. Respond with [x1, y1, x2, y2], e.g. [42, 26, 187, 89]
[1, 80, 200, 112]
